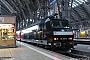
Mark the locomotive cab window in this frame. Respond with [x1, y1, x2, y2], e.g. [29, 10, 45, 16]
[61, 20, 70, 28]
[51, 19, 71, 29]
[52, 21, 62, 28]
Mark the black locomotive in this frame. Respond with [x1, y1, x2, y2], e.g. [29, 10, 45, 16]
[17, 18, 74, 50]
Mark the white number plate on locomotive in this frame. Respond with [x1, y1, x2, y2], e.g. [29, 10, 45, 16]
[53, 31, 73, 35]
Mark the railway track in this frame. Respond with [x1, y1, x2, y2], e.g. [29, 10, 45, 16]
[69, 49, 90, 59]
[20, 40, 90, 60]
[41, 45, 90, 60]
[53, 48, 90, 60]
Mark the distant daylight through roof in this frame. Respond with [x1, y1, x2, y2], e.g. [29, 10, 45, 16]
[72, 0, 88, 7]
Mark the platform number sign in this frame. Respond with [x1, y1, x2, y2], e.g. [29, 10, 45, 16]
[0, 17, 4, 22]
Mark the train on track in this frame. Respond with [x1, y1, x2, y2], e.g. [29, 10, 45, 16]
[16, 17, 74, 50]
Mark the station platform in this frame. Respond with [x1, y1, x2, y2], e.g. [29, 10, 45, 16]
[0, 41, 75, 60]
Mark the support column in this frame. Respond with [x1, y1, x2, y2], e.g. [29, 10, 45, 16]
[43, 0, 48, 18]
[56, 0, 73, 19]
[33, 10, 37, 23]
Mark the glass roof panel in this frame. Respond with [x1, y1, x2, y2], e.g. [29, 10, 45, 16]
[72, 1, 78, 7]
[76, 0, 82, 4]
[72, 0, 88, 8]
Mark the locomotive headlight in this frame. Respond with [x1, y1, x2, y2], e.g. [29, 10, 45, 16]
[69, 37, 73, 40]
[54, 38, 58, 40]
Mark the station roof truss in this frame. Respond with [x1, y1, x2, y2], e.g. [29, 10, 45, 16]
[0, 0, 90, 30]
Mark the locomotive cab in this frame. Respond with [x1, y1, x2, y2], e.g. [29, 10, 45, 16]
[44, 18, 74, 49]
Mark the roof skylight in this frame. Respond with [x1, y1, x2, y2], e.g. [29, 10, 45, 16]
[72, 0, 88, 8]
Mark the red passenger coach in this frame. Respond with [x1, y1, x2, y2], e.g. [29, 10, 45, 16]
[16, 31, 22, 40]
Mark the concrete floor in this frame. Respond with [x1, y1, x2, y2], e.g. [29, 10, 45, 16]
[0, 41, 77, 60]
